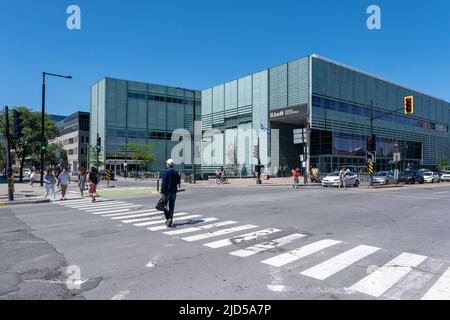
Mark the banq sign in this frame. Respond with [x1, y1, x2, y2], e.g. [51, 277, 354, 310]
[269, 106, 304, 119]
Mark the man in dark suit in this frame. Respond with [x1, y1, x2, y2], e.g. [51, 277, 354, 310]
[160, 159, 180, 228]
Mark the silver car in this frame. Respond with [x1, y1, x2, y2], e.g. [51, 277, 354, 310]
[440, 171, 450, 182]
[424, 172, 440, 183]
[372, 171, 396, 185]
[322, 171, 360, 188]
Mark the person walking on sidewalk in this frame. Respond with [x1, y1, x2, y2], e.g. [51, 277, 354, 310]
[87, 167, 100, 203]
[160, 159, 180, 228]
[78, 168, 87, 198]
[57, 168, 71, 201]
[292, 168, 300, 189]
[29, 169, 36, 187]
[44, 169, 57, 201]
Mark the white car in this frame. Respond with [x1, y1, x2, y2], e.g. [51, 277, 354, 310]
[440, 171, 450, 182]
[423, 171, 434, 183]
[322, 171, 360, 188]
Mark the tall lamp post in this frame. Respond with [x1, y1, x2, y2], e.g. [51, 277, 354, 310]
[177, 88, 197, 183]
[40, 72, 72, 186]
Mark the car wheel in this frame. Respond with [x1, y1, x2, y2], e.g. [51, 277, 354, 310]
[354, 180, 360, 187]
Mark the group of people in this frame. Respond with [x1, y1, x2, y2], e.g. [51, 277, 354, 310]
[42, 166, 102, 202]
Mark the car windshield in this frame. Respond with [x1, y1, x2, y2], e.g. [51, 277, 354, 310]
[446, 171, 450, 174]
[328, 172, 339, 177]
[423, 172, 432, 175]
[374, 171, 388, 176]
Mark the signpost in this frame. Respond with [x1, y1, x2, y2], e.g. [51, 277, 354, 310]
[294, 128, 308, 185]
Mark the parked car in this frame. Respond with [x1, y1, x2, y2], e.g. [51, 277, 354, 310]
[399, 171, 415, 184]
[440, 171, 450, 182]
[372, 171, 396, 185]
[422, 171, 437, 183]
[322, 171, 360, 187]
[413, 171, 426, 184]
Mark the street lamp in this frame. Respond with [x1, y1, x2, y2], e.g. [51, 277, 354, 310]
[176, 87, 197, 183]
[40, 72, 72, 186]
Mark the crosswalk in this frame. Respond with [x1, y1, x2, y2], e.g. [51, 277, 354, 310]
[53, 198, 450, 300]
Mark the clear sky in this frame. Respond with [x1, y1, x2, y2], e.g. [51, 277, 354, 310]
[1, 0, 449, 116]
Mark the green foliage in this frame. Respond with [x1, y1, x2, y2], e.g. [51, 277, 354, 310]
[0, 107, 59, 181]
[45, 142, 68, 166]
[437, 158, 449, 172]
[127, 143, 156, 171]
[89, 145, 105, 169]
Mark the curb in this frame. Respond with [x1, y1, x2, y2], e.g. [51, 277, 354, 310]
[0, 199, 51, 206]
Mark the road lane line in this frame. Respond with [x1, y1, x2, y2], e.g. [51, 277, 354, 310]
[181, 225, 258, 242]
[162, 220, 235, 235]
[300, 245, 381, 280]
[261, 239, 342, 268]
[349, 252, 427, 298]
[134, 214, 201, 227]
[204, 228, 282, 249]
[230, 233, 308, 258]
[83, 204, 140, 211]
[421, 267, 450, 300]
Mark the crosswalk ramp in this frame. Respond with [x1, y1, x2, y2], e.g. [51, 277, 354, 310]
[52, 198, 450, 300]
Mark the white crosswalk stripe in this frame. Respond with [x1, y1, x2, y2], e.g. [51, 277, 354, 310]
[421, 267, 450, 300]
[83, 204, 140, 211]
[300, 245, 381, 280]
[134, 214, 202, 227]
[67, 201, 125, 208]
[100, 209, 158, 217]
[112, 211, 162, 220]
[204, 228, 282, 249]
[230, 233, 308, 258]
[150, 218, 220, 232]
[163, 220, 235, 235]
[54, 199, 91, 204]
[87, 209, 131, 215]
[261, 239, 342, 268]
[349, 252, 427, 298]
[181, 225, 258, 242]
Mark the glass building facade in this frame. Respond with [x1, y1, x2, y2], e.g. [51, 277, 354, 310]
[90, 77, 201, 173]
[201, 55, 450, 175]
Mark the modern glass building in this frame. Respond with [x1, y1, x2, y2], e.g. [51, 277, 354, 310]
[201, 54, 450, 175]
[90, 77, 201, 174]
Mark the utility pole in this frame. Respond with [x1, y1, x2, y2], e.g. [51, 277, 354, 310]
[370, 100, 374, 187]
[4, 106, 14, 201]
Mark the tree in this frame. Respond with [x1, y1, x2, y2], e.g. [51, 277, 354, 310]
[0, 107, 59, 182]
[46, 142, 68, 168]
[437, 157, 449, 172]
[127, 143, 156, 173]
[89, 145, 105, 169]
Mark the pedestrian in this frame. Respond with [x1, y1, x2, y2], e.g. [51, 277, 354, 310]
[293, 168, 300, 189]
[160, 159, 180, 228]
[44, 169, 57, 201]
[87, 167, 100, 202]
[29, 169, 36, 187]
[78, 168, 87, 198]
[339, 168, 345, 189]
[57, 168, 71, 201]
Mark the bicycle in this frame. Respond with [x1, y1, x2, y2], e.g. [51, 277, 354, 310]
[215, 171, 229, 185]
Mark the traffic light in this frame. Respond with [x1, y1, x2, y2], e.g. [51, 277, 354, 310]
[40, 138, 47, 153]
[96, 136, 101, 152]
[404, 96, 414, 115]
[367, 134, 376, 152]
[253, 145, 259, 159]
[13, 110, 24, 139]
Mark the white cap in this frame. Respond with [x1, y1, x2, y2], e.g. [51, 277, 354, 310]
[166, 159, 175, 166]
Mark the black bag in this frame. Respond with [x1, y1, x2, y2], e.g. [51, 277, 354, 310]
[155, 197, 165, 211]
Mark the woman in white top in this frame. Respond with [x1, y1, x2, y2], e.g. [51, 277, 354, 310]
[44, 169, 57, 200]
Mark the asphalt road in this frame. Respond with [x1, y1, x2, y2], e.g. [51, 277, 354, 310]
[1, 182, 450, 300]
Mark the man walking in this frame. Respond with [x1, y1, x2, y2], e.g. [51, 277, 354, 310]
[57, 168, 71, 200]
[160, 159, 180, 228]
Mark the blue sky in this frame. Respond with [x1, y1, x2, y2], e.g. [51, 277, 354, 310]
[1, 0, 449, 116]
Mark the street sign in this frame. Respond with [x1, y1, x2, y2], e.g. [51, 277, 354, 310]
[368, 161, 374, 175]
[104, 169, 112, 181]
[393, 153, 401, 163]
[366, 151, 376, 163]
[293, 128, 308, 145]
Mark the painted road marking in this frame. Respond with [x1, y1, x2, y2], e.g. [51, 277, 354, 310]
[55, 199, 92, 204]
[162, 220, 234, 235]
[100, 209, 158, 217]
[230, 233, 308, 258]
[421, 267, 450, 300]
[85, 209, 131, 215]
[349, 252, 427, 298]
[83, 204, 140, 211]
[261, 239, 342, 268]
[111, 211, 162, 220]
[204, 228, 282, 249]
[134, 214, 201, 227]
[182, 225, 258, 242]
[300, 245, 381, 280]
[67, 201, 125, 208]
